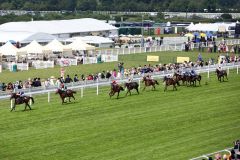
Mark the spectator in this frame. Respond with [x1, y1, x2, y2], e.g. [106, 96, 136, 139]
[65, 75, 73, 83]
[73, 74, 79, 82]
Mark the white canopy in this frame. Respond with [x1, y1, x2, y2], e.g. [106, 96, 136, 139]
[19, 40, 43, 54]
[66, 38, 95, 51]
[43, 39, 70, 52]
[0, 41, 19, 56]
[186, 22, 236, 32]
[65, 36, 114, 44]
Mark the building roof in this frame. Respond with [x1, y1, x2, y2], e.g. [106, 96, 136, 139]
[0, 18, 118, 35]
[0, 31, 57, 43]
[65, 36, 114, 44]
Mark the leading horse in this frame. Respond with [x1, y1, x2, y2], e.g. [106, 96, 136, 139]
[109, 84, 124, 99]
[10, 93, 34, 112]
[216, 69, 228, 82]
[56, 89, 76, 104]
[142, 76, 159, 91]
[124, 82, 139, 96]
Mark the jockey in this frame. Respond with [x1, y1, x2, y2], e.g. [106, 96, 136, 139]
[111, 80, 118, 89]
[190, 69, 197, 76]
[218, 66, 223, 72]
[60, 82, 67, 92]
[128, 77, 133, 83]
[16, 91, 26, 100]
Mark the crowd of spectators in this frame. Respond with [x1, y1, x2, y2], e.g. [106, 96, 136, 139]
[206, 140, 240, 160]
[1, 54, 240, 93]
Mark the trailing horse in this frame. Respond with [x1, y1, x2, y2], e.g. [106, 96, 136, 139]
[10, 93, 34, 112]
[163, 76, 177, 92]
[216, 69, 228, 82]
[142, 76, 159, 91]
[124, 82, 139, 96]
[56, 89, 76, 104]
[109, 84, 124, 99]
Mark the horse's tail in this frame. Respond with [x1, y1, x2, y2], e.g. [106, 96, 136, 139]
[155, 80, 159, 85]
[30, 97, 34, 104]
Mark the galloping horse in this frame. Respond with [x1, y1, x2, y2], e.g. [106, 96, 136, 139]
[124, 82, 139, 96]
[163, 76, 177, 92]
[56, 89, 76, 104]
[173, 73, 186, 86]
[191, 75, 202, 86]
[216, 69, 228, 82]
[142, 76, 159, 91]
[10, 93, 34, 112]
[109, 84, 124, 99]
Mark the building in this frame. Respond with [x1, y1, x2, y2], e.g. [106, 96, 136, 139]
[0, 18, 118, 41]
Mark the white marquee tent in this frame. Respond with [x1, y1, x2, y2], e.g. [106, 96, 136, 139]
[186, 22, 236, 32]
[66, 38, 95, 51]
[19, 40, 44, 54]
[43, 39, 70, 52]
[0, 41, 19, 56]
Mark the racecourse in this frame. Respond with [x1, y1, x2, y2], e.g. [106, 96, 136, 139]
[0, 69, 240, 159]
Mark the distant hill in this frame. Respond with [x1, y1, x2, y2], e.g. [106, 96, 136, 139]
[0, 0, 239, 12]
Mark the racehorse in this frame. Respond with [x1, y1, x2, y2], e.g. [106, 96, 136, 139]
[142, 76, 159, 91]
[173, 73, 186, 86]
[163, 76, 177, 92]
[10, 93, 34, 112]
[124, 82, 139, 96]
[109, 84, 124, 99]
[216, 69, 228, 82]
[191, 75, 202, 86]
[56, 89, 76, 104]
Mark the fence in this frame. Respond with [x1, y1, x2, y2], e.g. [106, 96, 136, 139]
[190, 147, 232, 160]
[1, 62, 239, 107]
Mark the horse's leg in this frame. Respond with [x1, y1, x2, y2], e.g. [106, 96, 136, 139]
[117, 91, 119, 99]
[72, 95, 75, 100]
[69, 97, 71, 102]
[136, 88, 139, 94]
[27, 102, 32, 110]
[125, 90, 129, 96]
[10, 103, 15, 112]
[152, 84, 155, 90]
[164, 85, 167, 92]
[142, 85, 146, 91]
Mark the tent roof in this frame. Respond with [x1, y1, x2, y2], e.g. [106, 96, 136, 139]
[19, 40, 43, 54]
[43, 39, 70, 52]
[186, 22, 236, 32]
[0, 41, 19, 56]
[0, 31, 57, 43]
[0, 18, 118, 35]
[65, 36, 114, 44]
[66, 38, 95, 51]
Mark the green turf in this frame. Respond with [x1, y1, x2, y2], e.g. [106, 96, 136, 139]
[0, 70, 240, 160]
[0, 51, 228, 83]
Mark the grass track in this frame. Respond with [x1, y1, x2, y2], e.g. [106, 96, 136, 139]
[0, 70, 240, 160]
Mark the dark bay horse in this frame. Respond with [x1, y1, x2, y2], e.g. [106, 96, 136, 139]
[10, 93, 34, 112]
[142, 76, 159, 91]
[163, 76, 177, 92]
[124, 82, 139, 96]
[109, 84, 124, 99]
[191, 75, 202, 86]
[56, 89, 76, 104]
[173, 73, 186, 86]
[216, 69, 228, 82]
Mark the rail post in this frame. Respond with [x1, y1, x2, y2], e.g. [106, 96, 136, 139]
[237, 65, 239, 74]
[81, 87, 83, 98]
[96, 78, 99, 95]
[208, 65, 210, 79]
[11, 99, 13, 109]
[48, 91, 50, 103]
[138, 79, 141, 89]
[227, 67, 230, 75]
